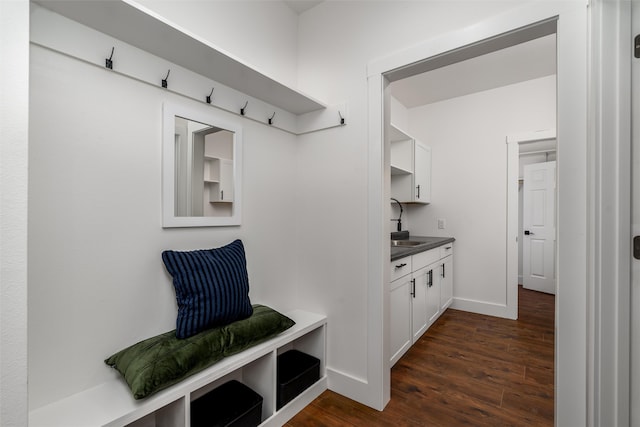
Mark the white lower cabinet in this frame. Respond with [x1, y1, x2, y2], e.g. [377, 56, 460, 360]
[389, 270, 412, 366]
[425, 261, 441, 326]
[440, 252, 453, 311]
[390, 243, 454, 366]
[411, 266, 429, 342]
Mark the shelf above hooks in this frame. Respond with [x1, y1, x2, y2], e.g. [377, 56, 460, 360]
[34, 0, 327, 115]
[31, 2, 348, 135]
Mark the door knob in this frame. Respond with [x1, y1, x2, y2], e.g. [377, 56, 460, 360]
[524, 230, 534, 236]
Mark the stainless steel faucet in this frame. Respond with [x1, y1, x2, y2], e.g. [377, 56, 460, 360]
[391, 198, 403, 232]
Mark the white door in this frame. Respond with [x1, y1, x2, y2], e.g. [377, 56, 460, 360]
[522, 161, 556, 294]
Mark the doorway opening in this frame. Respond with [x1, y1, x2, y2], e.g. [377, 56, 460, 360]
[507, 131, 557, 317]
[366, 6, 589, 417]
[388, 27, 557, 321]
[383, 16, 558, 402]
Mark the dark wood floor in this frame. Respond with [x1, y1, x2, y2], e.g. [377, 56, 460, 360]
[286, 286, 554, 426]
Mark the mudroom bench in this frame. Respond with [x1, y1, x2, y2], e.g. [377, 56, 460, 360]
[29, 309, 327, 427]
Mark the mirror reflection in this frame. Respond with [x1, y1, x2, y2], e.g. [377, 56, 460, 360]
[174, 117, 234, 218]
[162, 102, 242, 228]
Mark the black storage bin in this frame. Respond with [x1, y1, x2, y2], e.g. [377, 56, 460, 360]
[191, 380, 263, 427]
[277, 350, 320, 410]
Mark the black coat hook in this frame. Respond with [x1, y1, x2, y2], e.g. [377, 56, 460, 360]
[339, 111, 345, 125]
[240, 101, 248, 116]
[162, 69, 170, 88]
[206, 88, 214, 104]
[268, 112, 276, 125]
[105, 47, 114, 70]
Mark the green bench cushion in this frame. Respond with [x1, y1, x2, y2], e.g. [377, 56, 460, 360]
[105, 305, 295, 399]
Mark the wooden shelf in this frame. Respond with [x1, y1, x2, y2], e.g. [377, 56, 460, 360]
[33, 0, 326, 115]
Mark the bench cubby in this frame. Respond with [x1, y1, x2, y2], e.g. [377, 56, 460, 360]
[29, 310, 327, 427]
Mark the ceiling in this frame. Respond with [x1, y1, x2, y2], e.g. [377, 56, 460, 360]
[390, 33, 556, 108]
[283, 0, 324, 15]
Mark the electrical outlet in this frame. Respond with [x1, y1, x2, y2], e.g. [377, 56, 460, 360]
[437, 218, 446, 229]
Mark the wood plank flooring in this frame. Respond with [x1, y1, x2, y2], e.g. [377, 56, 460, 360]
[286, 286, 554, 426]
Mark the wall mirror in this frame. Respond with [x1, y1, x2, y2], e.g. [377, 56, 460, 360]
[162, 102, 242, 227]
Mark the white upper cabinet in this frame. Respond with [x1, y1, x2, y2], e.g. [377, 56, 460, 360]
[413, 141, 431, 203]
[390, 124, 431, 204]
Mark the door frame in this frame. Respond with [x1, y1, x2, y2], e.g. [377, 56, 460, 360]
[589, 0, 632, 424]
[367, 2, 588, 423]
[506, 129, 556, 318]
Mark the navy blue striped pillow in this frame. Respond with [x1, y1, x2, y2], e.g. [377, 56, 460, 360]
[162, 240, 253, 339]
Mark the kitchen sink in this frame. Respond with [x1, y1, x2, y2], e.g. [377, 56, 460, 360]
[391, 240, 424, 247]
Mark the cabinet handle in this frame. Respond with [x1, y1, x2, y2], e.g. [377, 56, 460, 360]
[411, 278, 416, 298]
[395, 263, 407, 269]
[441, 263, 445, 278]
[445, 246, 451, 250]
[428, 270, 433, 287]
[416, 184, 421, 199]
[220, 190, 224, 200]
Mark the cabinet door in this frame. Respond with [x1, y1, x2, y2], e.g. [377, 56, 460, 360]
[390, 276, 412, 366]
[411, 267, 429, 342]
[414, 141, 431, 203]
[208, 159, 234, 202]
[218, 159, 234, 202]
[426, 264, 440, 326]
[440, 256, 453, 310]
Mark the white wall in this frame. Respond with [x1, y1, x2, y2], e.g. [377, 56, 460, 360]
[406, 75, 556, 313]
[28, 20, 301, 410]
[0, 1, 29, 425]
[294, 0, 535, 403]
[21, 0, 593, 421]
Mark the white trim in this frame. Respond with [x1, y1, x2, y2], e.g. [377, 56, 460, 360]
[589, 0, 632, 425]
[506, 129, 557, 321]
[0, 0, 29, 425]
[326, 367, 370, 405]
[450, 298, 510, 319]
[333, 70, 390, 412]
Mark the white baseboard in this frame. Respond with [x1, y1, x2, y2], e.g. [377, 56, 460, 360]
[451, 297, 516, 319]
[326, 367, 384, 410]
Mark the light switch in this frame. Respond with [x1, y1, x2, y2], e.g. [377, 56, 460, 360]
[437, 218, 446, 229]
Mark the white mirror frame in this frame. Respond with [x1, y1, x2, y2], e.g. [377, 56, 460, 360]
[162, 102, 243, 227]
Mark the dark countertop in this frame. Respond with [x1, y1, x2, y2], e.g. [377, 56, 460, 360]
[390, 235, 455, 261]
